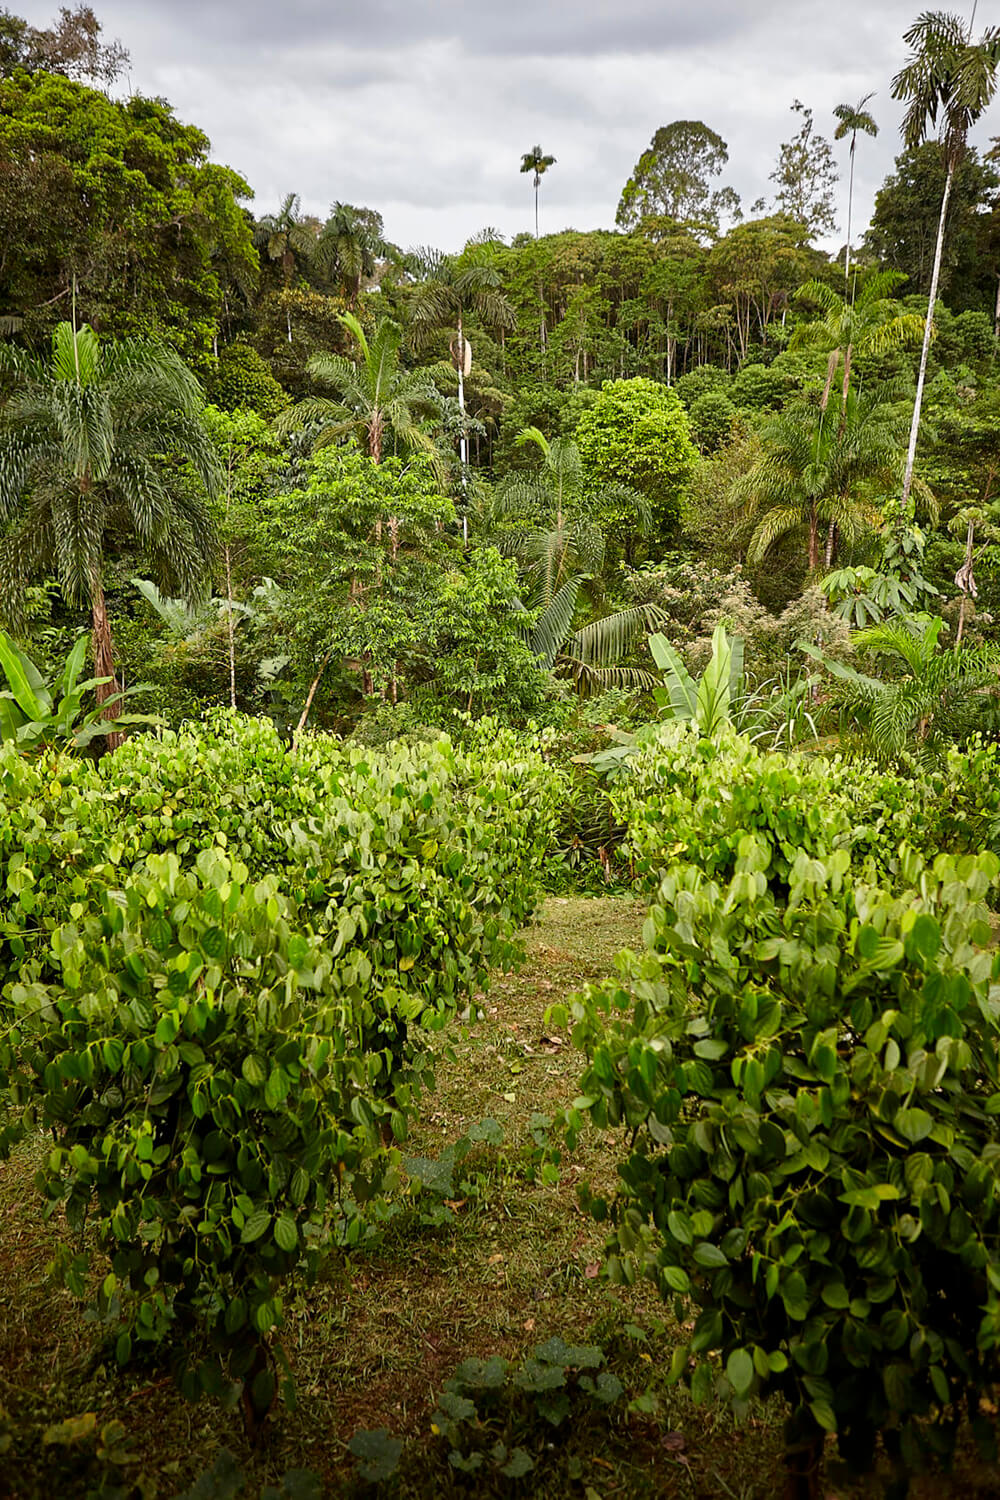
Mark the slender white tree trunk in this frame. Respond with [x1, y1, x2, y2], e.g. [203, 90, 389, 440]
[844, 142, 856, 298]
[456, 311, 468, 481]
[900, 161, 955, 517]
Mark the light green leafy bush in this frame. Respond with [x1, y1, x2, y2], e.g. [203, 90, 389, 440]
[1, 848, 399, 1424]
[611, 723, 1000, 896]
[0, 713, 564, 1419]
[1, 715, 563, 1026]
[559, 841, 1000, 1490]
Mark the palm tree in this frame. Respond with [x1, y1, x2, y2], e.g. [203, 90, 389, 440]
[409, 239, 515, 488]
[492, 426, 649, 599]
[313, 203, 388, 309]
[833, 96, 879, 296]
[791, 271, 924, 416]
[732, 387, 909, 572]
[520, 145, 557, 238]
[0, 321, 219, 723]
[279, 311, 440, 467]
[892, 11, 1000, 518]
[252, 193, 316, 342]
[481, 426, 657, 695]
[806, 613, 1000, 760]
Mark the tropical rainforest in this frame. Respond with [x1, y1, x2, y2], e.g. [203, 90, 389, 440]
[4, 6, 1000, 1499]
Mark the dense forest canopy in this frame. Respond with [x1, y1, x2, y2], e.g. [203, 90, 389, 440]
[0, 1, 999, 734]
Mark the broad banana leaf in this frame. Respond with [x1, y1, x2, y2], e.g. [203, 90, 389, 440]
[649, 633, 697, 719]
[0, 630, 51, 718]
[695, 623, 733, 735]
[56, 633, 91, 704]
[0, 694, 26, 743]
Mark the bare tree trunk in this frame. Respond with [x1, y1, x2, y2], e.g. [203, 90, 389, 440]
[456, 312, 468, 486]
[292, 650, 331, 750]
[224, 543, 237, 710]
[808, 502, 819, 573]
[955, 516, 976, 646]
[901, 160, 955, 517]
[844, 141, 856, 298]
[224, 447, 237, 710]
[91, 578, 123, 752]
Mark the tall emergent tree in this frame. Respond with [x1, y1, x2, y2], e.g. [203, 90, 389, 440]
[892, 10, 1000, 517]
[314, 202, 389, 308]
[791, 270, 923, 416]
[410, 238, 515, 483]
[616, 120, 741, 235]
[0, 320, 219, 713]
[520, 145, 557, 238]
[833, 94, 879, 294]
[253, 193, 316, 342]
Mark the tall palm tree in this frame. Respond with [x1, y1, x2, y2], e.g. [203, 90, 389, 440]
[791, 271, 924, 416]
[409, 239, 515, 487]
[252, 193, 316, 342]
[279, 311, 440, 467]
[520, 145, 557, 238]
[0, 321, 218, 719]
[833, 96, 879, 296]
[892, 11, 1000, 517]
[732, 387, 909, 573]
[313, 202, 388, 309]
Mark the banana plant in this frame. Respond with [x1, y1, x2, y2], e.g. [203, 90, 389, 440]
[0, 631, 162, 751]
[574, 625, 746, 780]
[650, 623, 745, 736]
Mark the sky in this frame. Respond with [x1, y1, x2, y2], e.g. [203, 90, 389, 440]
[17, 0, 1000, 254]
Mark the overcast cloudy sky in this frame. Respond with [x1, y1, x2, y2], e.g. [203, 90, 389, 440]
[18, 0, 1000, 252]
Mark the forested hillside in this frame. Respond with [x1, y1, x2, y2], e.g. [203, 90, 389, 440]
[1, 3, 999, 738]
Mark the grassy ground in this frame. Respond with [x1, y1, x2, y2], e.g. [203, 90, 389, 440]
[2, 897, 1000, 1498]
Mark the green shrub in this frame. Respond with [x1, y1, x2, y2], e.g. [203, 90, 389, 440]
[0, 848, 401, 1426]
[0, 714, 564, 1417]
[1, 716, 564, 1037]
[611, 723, 998, 897]
[559, 841, 1000, 1492]
[206, 344, 290, 420]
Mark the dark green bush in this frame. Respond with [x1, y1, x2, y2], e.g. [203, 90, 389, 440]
[559, 839, 1000, 1493]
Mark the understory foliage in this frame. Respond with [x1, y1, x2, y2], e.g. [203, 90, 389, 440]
[560, 717, 1000, 1495]
[610, 722, 1000, 893]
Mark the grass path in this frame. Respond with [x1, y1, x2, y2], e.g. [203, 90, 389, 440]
[2, 897, 999, 1497]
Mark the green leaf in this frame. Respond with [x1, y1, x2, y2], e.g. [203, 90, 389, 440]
[810, 1400, 837, 1433]
[895, 1109, 933, 1144]
[241, 1210, 271, 1244]
[500, 1448, 534, 1478]
[0, 630, 50, 719]
[726, 1348, 754, 1397]
[692, 1242, 728, 1269]
[274, 1214, 298, 1252]
[667, 1210, 693, 1245]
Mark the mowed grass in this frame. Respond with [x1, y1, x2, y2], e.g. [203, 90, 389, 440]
[1, 897, 1000, 1498]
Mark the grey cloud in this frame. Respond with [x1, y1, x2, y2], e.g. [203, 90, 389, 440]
[15, 0, 999, 254]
